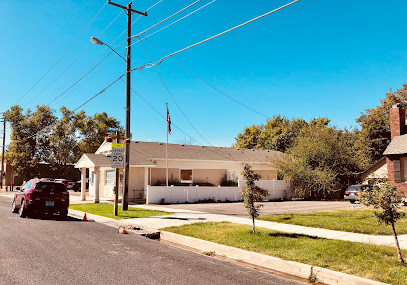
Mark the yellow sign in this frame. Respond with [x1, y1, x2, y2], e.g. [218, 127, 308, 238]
[112, 143, 124, 148]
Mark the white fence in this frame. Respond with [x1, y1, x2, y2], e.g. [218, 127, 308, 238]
[146, 180, 290, 204]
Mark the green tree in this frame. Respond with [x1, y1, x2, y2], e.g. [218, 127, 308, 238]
[4, 105, 56, 180]
[356, 85, 407, 167]
[271, 122, 362, 199]
[358, 180, 406, 264]
[235, 116, 308, 152]
[240, 163, 269, 233]
[4, 105, 122, 180]
[48, 107, 80, 175]
[75, 111, 122, 156]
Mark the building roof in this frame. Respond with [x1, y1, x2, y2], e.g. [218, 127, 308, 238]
[75, 153, 111, 168]
[357, 157, 387, 181]
[383, 134, 407, 155]
[77, 141, 283, 168]
[129, 141, 281, 163]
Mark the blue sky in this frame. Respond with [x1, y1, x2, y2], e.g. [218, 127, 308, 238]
[1, 0, 407, 147]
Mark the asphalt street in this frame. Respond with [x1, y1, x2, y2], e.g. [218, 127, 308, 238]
[151, 200, 355, 217]
[0, 196, 305, 285]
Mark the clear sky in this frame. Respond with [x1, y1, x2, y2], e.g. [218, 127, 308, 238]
[1, 0, 407, 148]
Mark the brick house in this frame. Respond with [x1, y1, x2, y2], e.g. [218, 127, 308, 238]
[383, 103, 407, 192]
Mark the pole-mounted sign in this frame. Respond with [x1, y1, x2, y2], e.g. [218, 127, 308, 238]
[111, 143, 124, 169]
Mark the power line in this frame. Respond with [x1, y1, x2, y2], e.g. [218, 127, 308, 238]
[43, 0, 164, 110]
[145, 38, 269, 118]
[46, 51, 116, 106]
[24, 10, 124, 108]
[16, 1, 109, 103]
[132, 0, 204, 39]
[138, 38, 236, 161]
[132, 0, 302, 71]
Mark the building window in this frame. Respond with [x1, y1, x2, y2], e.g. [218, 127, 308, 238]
[180, 169, 193, 184]
[403, 160, 407, 182]
[394, 159, 401, 183]
[105, 171, 115, 186]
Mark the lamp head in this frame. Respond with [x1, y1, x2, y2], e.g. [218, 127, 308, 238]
[90, 37, 104, 46]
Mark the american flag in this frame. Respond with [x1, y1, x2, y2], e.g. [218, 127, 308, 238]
[167, 103, 172, 135]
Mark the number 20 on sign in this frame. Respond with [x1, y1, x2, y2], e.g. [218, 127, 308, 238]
[111, 143, 124, 169]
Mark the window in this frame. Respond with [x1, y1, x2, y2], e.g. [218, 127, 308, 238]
[91, 172, 95, 185]
[105, 171, 115, 186]
[394, 160, 401, 183]
[180, 169, 193, 183]
[404, 160, 407, 182]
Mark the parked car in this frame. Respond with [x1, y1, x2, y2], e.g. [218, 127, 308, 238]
[11, 178, 69, 219]
[344, 184, 370, 203]
[72, 179, 89, 192]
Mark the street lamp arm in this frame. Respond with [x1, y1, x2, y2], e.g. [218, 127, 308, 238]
[90, 37, 126, 62]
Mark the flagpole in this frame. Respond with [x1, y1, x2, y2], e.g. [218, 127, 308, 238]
[166, 102, 169, 187]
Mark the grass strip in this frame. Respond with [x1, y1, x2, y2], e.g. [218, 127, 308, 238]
[164, 221, 407, 285]
[258, 207, 407, 235]
[69, 203, 170, 220]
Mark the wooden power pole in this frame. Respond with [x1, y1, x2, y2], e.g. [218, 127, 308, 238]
[108, 0, 147, 210]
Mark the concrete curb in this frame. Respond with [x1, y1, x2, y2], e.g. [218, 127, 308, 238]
[160, 231, 388, 285]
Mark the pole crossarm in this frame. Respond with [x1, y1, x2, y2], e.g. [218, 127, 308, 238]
[108, 1, 148, 16]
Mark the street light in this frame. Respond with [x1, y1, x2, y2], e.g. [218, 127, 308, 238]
[90, 37, 104, 45]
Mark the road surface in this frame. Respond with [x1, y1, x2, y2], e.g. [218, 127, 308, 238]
[0, 196, 304, 285]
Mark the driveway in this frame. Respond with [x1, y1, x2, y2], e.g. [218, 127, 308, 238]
[152, 200, 357, 218]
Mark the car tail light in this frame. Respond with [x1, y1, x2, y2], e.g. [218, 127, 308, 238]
[345, 191, 349, 194]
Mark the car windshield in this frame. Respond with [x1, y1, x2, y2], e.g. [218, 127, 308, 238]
[346, 185, 362, 191]
[35, 182, 66, 192]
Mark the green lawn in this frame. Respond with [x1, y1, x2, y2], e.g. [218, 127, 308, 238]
[164, 222, 407, 285]
[258, 207, 407, 235]
[69, 203, 170, 220]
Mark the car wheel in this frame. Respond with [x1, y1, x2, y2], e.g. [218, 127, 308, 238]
[59, 210, 68, 220]
[11, 198, 19, 213]
[350, 200, 356, 204]
[19, 199, 28, 218]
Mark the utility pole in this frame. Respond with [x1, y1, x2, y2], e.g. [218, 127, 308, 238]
[114, 130, 120, 216]
[0, 118, 5, 189]
[108, 1, 147, 211]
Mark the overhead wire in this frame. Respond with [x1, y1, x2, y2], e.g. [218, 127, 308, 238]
[145, 38, 269, 118]
[132, 0, 204, 39]
[16, 0, 109, 104]
[138, 38, 238, 160]
[130, 0, 216, 47]
[25, 10, 124, 107]
[182, 0, 319, 54]
[131, 0, 302, 71]
[44, 0, 164, 109]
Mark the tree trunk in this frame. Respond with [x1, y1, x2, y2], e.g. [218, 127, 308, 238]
[252, 216, 255, 233]
[391, 222, 405, 264]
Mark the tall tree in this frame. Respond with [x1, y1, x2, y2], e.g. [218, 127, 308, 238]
[48, 107, 80, 175]
[271, 122, 362, 199]
[356, 85, 407, 167]
[4, 105, 122, 180]
[235, 116, 308, 152]
[75, 111, 122, 156]
[4, 105, 56, 180]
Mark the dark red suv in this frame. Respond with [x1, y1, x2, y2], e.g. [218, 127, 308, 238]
[11, 178, 70, 219]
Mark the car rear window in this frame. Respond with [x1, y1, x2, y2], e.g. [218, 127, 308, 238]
[347, 185, 362, 191]
[35, 182, 66, 192]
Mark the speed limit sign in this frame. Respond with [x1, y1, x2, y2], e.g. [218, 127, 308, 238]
[111, 143, 124, 168]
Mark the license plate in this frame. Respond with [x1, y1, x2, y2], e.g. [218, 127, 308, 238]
[45, 201, 54, 206]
